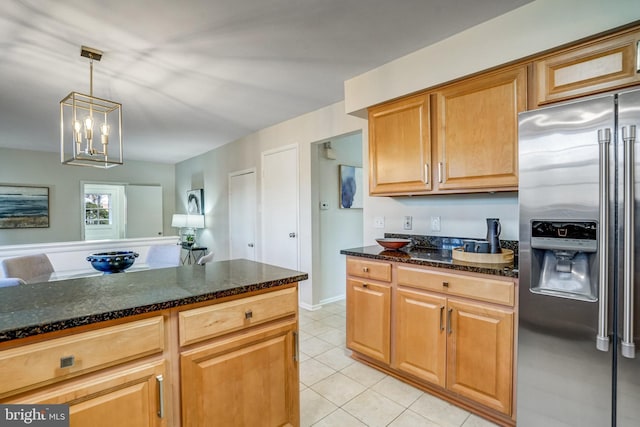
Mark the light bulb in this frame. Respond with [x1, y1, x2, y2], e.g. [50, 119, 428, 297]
[73, 120, 82, 143]
[84, 116, 93, 142]
[101, 123, 109, 146]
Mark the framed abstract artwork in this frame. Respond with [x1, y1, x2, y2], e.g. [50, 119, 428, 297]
[0, 185, 49, 228]
[339, 165, 363, 209]
[187, 189, 204, 214]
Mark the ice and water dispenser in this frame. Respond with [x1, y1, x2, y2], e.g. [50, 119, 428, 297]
[529, 221, 598, 302]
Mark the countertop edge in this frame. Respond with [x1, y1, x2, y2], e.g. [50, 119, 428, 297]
[0, 272, 308, 343]
[341, 247, 518, 278]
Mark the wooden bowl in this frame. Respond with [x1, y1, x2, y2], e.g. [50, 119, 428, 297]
[376, 238, 411, 250]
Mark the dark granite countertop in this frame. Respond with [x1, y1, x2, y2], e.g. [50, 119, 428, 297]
[0, 259, 308, 343]
[340, 245, 518, 278]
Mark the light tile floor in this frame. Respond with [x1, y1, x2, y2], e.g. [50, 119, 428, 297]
[299, 300, 498, 427]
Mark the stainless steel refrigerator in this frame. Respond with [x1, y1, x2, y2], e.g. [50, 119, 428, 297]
[518, 88, 640, 426]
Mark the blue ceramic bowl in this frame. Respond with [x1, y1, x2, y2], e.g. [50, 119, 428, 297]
[87, 251, 139, 274]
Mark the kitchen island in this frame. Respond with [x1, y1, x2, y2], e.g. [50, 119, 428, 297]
[0, 259, 307, 427]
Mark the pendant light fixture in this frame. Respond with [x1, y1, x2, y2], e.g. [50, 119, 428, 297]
[60, 46, 123, 168]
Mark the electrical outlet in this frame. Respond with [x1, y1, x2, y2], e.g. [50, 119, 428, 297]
[403, 216, 412, 230]
[430, 216, 441, 231]
[374, 216, 385, 228]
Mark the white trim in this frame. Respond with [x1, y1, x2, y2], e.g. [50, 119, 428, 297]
[0, 236, 179, 272]
[299, 295, 345, 312]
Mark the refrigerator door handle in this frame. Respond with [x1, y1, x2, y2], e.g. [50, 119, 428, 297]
[622, 124, 636, 359]
[596, 128, 611, 352]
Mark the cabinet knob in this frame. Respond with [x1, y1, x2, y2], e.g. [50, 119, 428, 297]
[362, 283, 369, 288]
[442, 281, 449, 287]
[245, 310, 253, 319]
[363, 267, 369, 273]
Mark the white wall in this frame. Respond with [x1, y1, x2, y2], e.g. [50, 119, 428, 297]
[174, 101, 366, 307]
[0, 148, 176, 246]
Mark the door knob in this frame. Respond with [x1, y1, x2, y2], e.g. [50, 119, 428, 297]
[248, 243, 254, 247]
[289, 232, 297, 238]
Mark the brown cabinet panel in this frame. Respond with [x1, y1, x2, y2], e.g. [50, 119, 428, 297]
[394, 287, 446, 387]
[368, 93, 432, 195]
[535, 28, 640, 105]
[4, 360, 167, 427]
[178, 287, 297, 346]
[346, 278, 391, 364]
[346, 257, 392, 282]
[0, 316, 165, 397]
[446, 299, 513, 414]
[180, 321, 298, 427]
[434, 66, 526, 190]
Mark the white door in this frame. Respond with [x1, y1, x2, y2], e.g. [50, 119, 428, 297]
[262, 146, 299, 270]
[229, 169, 256, 260]
[126, 185, 163, 238]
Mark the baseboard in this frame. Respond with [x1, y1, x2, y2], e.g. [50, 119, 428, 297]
[299, 295, 346, 311]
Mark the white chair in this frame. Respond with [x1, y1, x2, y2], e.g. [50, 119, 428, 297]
[197, 252, 214, 265]
[0, 254, 54, 283]
[146, 245, 181, 268]
[0, 278, 26, 287]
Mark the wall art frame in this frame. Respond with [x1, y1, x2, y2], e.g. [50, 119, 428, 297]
[187, 188, 204, 215]
[339, 165, 363, 209]
[0, 184, 50, 229]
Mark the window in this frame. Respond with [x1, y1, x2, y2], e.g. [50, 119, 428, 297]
[85, 193, 112, 225]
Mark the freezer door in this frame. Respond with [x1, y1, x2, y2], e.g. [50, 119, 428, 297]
[617, 88, 640, 427]
[518, 94, 615, 426]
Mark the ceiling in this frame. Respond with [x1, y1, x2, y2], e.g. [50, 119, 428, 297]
[0, 0, 532, 164]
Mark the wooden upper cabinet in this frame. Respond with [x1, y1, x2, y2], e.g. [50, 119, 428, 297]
[534, 28, 640, 106]
[434, 65, 526, 191]
[368, 93, 431, 195]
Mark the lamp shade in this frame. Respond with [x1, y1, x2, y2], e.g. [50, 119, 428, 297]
[171, 214, 204, 228]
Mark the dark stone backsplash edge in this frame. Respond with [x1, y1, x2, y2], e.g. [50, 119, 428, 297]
[384, 233, 518, 255]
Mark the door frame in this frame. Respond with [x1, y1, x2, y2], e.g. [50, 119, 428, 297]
[260, 144, 300, 270]
[228, 168, 257, 260]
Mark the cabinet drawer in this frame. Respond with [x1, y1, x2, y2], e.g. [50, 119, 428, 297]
[179, 287, 297, 346]
[0, 316, 165, 397]
[346, 257, 392, 282]
[397, 266, 514, 306]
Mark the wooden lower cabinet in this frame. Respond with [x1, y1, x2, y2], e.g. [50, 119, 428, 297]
[446, 298, 514, 414]
[393, 287, 514, 414]
[346, 278, 391, 364]
[393, 287, 446, 387]
[346, 258, 516, 424]
[181, 321, 299, 427]
[5, 360, 167, 427]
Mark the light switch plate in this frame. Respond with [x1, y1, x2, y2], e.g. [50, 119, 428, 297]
[431, 216, 441, 231]
[403, 216, 412, 230]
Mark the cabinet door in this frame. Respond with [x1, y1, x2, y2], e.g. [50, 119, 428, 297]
[446, 299, 513, 415]
[4, 361, 167, 427]
[434, 65, 525, 191]
[368, 93, 432, 195]
[346, 278, 391, 363]
[535, 28, 640, 106]
[394, 287, 446, 387]
[180, 321, 299, 427]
